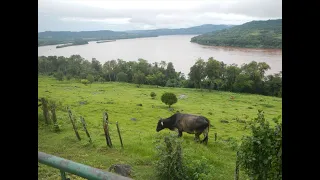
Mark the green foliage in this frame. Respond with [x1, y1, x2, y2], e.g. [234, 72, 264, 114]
[66, 74, 72, 80]
[38, 55, 281, 97]
[161, 92, 178, 108]
[133, 71, 146, 87]
[150, 92, 156, 99]
[117, 72, 128, 82]
[155, 134, 215, 180]
[81, 79, 89, 85]
[87, 74, 94, 83]
[184, 156, 215, 180]
[238, 110, 282, 180]
[53, 71, 63, 81]
[155, 134, 185, 180]
[98, 77, 104, 83]
[191, 19, 282, 49]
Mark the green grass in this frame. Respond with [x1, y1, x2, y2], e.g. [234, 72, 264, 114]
[38, 76, 282, 180]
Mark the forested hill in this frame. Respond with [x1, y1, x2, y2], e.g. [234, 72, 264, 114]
[190, 19, 282, 49]
[38, 30, 158, 46]
[125, 24, 234, 36]
[38, 24, 233, 47]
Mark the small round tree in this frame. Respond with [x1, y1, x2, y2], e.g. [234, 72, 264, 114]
[81, 79, 89, 85]
[150, 92, 156, 99]
[161, 92, 178, 108]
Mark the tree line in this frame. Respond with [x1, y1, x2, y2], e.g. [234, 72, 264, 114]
[38, 55, 282, 97]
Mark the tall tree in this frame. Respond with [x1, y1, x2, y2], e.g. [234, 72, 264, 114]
[188, 58, 206, 89]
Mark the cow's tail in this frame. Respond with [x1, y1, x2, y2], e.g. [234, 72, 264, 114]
[201, 117, 210, 145]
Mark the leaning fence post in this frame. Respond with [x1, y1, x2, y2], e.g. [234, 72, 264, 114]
[41, 98, 50, 125]
[50, 102, 60, 132]
[67, 107, 81, 141]
[116, 121, 124, 148]
[234, 151, 240, 180]
[103, 112, 112, 148]
[80, 116, 92, 143]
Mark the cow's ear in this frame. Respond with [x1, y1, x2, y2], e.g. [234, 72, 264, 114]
[161, 121, 163, 126]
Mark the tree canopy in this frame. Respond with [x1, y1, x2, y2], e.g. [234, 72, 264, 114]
[38, 55, 282, 97]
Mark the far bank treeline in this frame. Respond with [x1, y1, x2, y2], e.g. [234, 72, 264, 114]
[38, 55, 282, 97]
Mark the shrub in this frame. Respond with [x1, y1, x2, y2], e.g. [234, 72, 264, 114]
[81, 79, 89, 85]
[155, 134, 185, 180]
[87, 74, 94, 83]
[154, 134, 214, 180]
[161, 92, 178, 108]
[98, 77, 104, 83]
[150, 92, 156, 99]
[238, 110, 282, 180]
[53, 71, 63, 81]
[66, 74, 72, 80]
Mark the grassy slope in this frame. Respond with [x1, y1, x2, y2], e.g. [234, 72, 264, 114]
[38, 76, 282, 180]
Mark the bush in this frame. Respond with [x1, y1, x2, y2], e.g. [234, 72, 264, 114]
[81, 79, 89, 85]
[53, 71, 63, 81]
[184, 156, 214, 180]
[66, 74, 72, 80]
[154, 134, 214, 180]
[238, 110, 282, 180]
[87, 74, 94, 83]
[150, 92, 156, 99]
[155, 134, 185, 180]
[98, 77, 105, 83]
[161, 92, 178, 108]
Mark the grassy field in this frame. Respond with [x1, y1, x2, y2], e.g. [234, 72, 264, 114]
[38, 76, 282, 180]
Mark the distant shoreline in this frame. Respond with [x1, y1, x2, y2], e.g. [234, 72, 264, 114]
[56, 42, 88, 48]
[96, 40, 116, 43]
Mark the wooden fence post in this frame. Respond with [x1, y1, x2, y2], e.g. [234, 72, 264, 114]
[234, 151, 240, 180]
[103, 112, 112, 148]
[67, 107, 81, 141]
[41, 98, 50, 125]
[116, 121, 123, 148]
[80, 116, 92, 143]
[50, 103, 60, 131]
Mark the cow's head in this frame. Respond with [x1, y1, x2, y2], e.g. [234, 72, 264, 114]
[156, 118, 165, 132]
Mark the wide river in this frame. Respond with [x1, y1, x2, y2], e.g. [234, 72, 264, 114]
[38, 35, 282, 75]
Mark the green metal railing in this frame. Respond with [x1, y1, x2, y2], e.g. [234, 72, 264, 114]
[38, 151, 132, 180]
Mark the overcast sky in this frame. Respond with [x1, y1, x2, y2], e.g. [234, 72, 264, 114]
[38, 0, 282, 32]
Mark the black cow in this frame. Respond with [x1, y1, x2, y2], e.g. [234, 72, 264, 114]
[156, 113, 210, 144]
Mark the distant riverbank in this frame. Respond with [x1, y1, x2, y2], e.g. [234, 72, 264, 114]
[96, 40, 116, 43]
[56, 40, 89, 48]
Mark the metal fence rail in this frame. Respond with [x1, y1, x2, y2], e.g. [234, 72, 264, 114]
[38, 151, 132, 180]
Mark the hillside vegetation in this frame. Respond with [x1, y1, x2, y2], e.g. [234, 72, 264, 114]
[38, 55, 282, 98]
[125, 24, 234, 36]
[38, 76, 282, 180]
[38, 24, 233, 47]
[191, 19, 282, 49]
[38, 30, 158, 47]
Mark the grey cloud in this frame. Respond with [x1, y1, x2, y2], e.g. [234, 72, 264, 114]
[38, 0, 282, 31]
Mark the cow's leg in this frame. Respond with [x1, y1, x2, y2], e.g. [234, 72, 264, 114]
[194, 132, 201, 142]
[178, 130, 183, 137]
